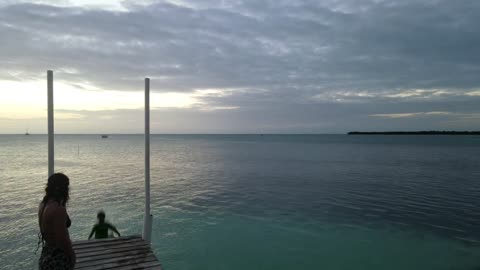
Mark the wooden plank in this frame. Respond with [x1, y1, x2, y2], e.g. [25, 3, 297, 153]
[76, 246, 151, 261]
[73, 241, 148, 253]
[76, 245, 151, 260]
[72, 236, 161, 270]
[102, 259, 162, 270]
[139, 265, 163, 270]
[73, 236, 142, 248]
[73, 235, 141, 246]
[75, 251, 155, 268]
[74, 238, 143, 249]
[75, 243, 149, 257]
[75, 240, 147, 253]
[75, 252, 156, 269]
[76, 252, 151, 266]
[76, 250, 151, 265]
[77, 255, 159, 270]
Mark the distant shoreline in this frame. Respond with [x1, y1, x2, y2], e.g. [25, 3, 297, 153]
[348, 131, 480, 135]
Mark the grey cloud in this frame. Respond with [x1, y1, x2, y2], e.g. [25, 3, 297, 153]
[1, 0, 480, 132]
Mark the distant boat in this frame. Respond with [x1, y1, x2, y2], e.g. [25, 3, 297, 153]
[25, 129, 30, 135]
[101, 135, 108, 139]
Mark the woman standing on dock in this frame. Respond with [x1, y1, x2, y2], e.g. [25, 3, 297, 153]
[38, 173, 76, 270]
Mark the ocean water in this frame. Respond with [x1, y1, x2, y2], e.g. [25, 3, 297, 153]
[1, 134, 480, 269]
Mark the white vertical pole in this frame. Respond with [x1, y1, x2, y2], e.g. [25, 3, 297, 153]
[47, 70, 54, 177]
[143, 78, 152, 243]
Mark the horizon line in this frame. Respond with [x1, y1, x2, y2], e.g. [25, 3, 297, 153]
[0, 133, 346, 135]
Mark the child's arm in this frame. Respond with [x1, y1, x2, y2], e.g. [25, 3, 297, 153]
[107, 223, 121, 237]
[88, 225, 96, 240]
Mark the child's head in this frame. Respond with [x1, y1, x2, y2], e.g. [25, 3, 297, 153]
[97, 210, 106, 222]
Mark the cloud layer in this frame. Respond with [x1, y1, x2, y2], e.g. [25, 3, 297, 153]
[1, 0, 480, 133]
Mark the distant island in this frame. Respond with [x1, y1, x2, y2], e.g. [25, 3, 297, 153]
[348, 131, 480, 135]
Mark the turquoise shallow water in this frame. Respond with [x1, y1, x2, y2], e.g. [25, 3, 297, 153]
[1, 134, 480, 269]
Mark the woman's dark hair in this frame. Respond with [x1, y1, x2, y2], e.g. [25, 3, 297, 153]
[41, 173, 70, 206]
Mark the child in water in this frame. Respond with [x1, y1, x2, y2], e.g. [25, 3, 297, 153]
[88, 211, 121, 239]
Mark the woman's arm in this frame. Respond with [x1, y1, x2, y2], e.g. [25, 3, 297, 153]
[53, 206, 76, 264]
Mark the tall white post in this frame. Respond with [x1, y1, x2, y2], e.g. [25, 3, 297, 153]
[47, 70, 54, 177]
[143, 78, 152, 243]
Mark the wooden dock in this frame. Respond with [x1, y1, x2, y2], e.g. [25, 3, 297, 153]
[72, 235, 162, 270]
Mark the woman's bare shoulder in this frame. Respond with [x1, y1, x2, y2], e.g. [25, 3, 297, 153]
[40, 201, 67, 215]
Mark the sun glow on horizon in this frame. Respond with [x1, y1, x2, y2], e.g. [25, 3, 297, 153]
[0, 79, 198, 121]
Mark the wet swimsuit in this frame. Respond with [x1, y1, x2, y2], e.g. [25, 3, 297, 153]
[92, 222, 117, 239]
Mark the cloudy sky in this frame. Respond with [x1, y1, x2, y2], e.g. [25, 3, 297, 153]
[1, 0, 480, 133]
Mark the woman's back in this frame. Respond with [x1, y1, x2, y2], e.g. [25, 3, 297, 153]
[38, 200, 70, 247]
